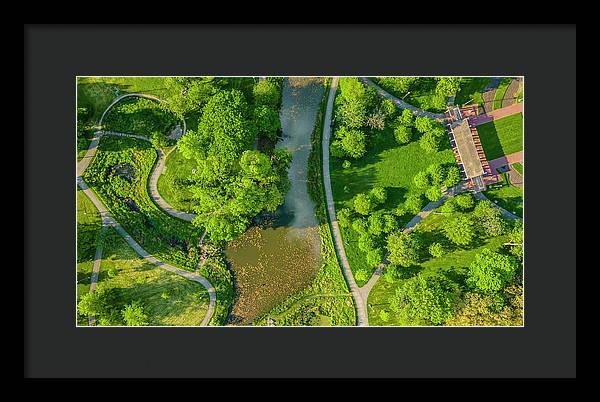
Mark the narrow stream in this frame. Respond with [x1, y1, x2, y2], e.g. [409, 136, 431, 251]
[225, 77, 325, 325]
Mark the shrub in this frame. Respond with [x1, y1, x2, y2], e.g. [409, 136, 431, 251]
[413, 171, 431, 189]
[429, 242, 444, 258]
[367, 248, 385, 267]
[358, 233, 378, 253]
[381, 98, 396, 118]
[352, 217, 369, 234]
[353, 193, 373, 215]
[337, 207, 352, 228]
[455, 193, 475, 210]
[444, 215, 475, 246]
[398, 109, 415, 127]
[394, 125, 412, 145]
[404, 194, 424, 215]
[425, 185, 442, 202]
[444, 165, 462, 187]
[355, 268, 369, 282]
[342, 160, 351, 169]
[427, 163, 446, 186]
[330, 140, 346, 159]
[370, 186, 387, 205]
[379, 309, 390, 322]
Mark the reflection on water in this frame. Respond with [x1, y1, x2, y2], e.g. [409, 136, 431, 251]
[225, 77, 325, 325]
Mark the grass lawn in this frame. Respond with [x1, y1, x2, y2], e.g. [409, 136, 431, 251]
[454, 77, 491, 107]
[477, 113, 523, 160]
[484, 179, 523, 218]
[493, 77, 513, 110]
[367, 207, 511, 326]
[76, 188, 103, 325]
[512, 162, 524, 175]
[330, 121, 454, 284]
[90, 228, 210, 326]
[156, 147, 198, 213]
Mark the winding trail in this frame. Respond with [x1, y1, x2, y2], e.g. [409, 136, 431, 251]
[359, 77, 446, 120]
[78, 110, 215, 325]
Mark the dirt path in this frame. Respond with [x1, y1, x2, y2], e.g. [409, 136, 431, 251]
[77, 131, 216, 326]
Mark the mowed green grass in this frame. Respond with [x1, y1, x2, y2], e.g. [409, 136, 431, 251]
[330, 125, 454, 284]
[367, 209, 510, 326]
[156, 147, 198, 213]
[493, 77, 513, 110]
[512, 162, 524, 175]
[77, 77, 170, 123]
[484, 181, 523, 218]
[93, 228, 210, 326]
[76, 189, 103, 325]
[477, 113, 523, 160]
[454, 77, 491, 107]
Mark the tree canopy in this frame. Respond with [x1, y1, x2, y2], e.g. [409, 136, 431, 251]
[386, 231, 421, 267]
[466, 249, 520, 294]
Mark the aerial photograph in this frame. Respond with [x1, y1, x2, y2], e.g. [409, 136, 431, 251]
[76, 76, 524, 327]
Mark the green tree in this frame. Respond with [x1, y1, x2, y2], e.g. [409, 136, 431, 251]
[370, 186, 387, 205]
[122, 300, 150, 326]
[466, 249, 519, 294]
[339, 127, 367, 159]
[444, 215, 475, 246]
[253, 79, 280, 108]
[455, 193, 475, 210]
[415, 116, 434, 133]
[394, 124, 412, 145]
[367, 248, 385, 267]
[355, 268, 369, 282]
[161, 77, 218, 119]
[381, 98, 396, 118]
[387, 231, 421, 267]
[429, 242, 445, 258]
[337, 207, 353, 228]
[389, 273, 457, 325]
[353, 193, 373, 215]
[439, 197, 457, 213]
[337, 77, 377, 128]
[446, 284, 523, 326]
[444, 165, 462, 187]
[425, 185, 442, 202]
[398, 109, 415, 127]
[419, 129, 444, 153]
[254, 105, 281, 141]
[358, 232, 378, 253]
[507, 220, 523, 260]
[404, 194, 424, 215]
[330, 140, 346, 159]
[382, 213, 399, 234]
[368, 210, 386, 236]
[379, 309, 390, 322]
[352, 217, 369, 234]
[436, 77, 462, 97]
[413, 171, 431, 190]
[473, 200, 507, 237]
[427, 163, 446, 185]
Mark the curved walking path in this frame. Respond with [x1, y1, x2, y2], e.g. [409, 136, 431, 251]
[77, 130, 216, 326]
[322, 77, 369, 326]
[359, 77, 446, 120]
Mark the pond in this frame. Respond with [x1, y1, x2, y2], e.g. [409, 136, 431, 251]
[225, 77, 325, 325]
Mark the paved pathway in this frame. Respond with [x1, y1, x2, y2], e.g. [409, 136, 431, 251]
[469, 102, 523, 126]
[488, 150, 524, 173]
[322, 77, 369, 326]
[77, 129, 215, 326]
[359, 77, 446, 120]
